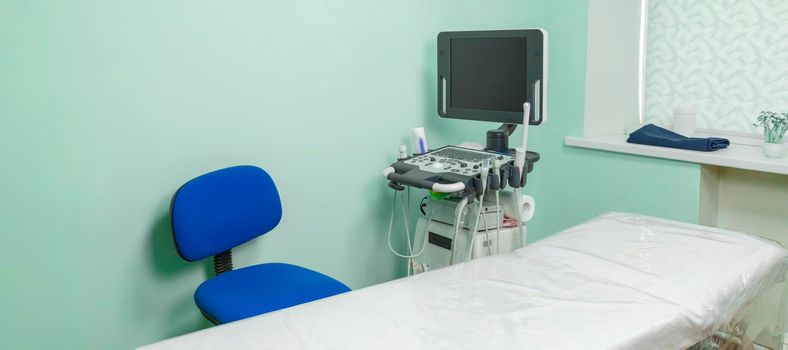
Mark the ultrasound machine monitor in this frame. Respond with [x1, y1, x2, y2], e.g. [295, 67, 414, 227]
[384, 29, 546, 195]
[437, 29, 547, 125]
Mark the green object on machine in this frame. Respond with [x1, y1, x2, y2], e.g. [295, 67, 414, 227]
[429, 191, 451, 200]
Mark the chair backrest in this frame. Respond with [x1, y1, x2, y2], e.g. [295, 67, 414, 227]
[170, 165, 282, 262]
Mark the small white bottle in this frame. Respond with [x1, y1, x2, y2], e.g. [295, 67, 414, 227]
[411, 127, 429, 154]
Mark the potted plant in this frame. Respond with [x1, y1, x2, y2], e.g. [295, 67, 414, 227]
[753, 111, 788, 158]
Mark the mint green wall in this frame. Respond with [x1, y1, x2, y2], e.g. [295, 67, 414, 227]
[0, 1, 703, 348]
[0, 1, 544, 349]
[525, 0, 701, 241]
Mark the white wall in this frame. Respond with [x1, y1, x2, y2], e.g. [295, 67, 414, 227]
[583, 0, 644, 137]
[715, 168, 788, 246]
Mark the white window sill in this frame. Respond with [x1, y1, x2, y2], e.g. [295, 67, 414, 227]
[564, 135, 788, 176]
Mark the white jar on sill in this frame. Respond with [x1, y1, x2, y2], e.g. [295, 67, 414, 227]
[672, 106, 697, 137]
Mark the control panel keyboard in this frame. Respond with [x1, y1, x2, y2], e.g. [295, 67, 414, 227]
[404, 146, 514, 176]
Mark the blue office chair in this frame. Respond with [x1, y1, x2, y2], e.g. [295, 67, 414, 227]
[170, 165, 350, 324]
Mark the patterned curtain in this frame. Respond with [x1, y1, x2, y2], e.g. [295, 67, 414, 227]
[644, 0, 788, 133]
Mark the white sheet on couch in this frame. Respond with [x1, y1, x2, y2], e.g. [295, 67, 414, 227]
[140, 213, 788, 350]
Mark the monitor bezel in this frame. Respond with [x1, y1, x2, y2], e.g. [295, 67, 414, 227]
[437, 29, 546, 125]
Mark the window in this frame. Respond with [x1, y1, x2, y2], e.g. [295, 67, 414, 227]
[642, 0, 788, 135]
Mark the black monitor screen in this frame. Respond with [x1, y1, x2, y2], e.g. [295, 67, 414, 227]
[450, 37, 527, 113]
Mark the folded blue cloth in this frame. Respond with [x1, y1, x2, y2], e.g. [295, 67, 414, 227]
[626, 124, 729, 151]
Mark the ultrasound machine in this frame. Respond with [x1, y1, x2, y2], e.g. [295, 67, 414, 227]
[382, 29, 547, 274]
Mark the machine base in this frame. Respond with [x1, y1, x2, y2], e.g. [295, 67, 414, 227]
[412, 217, 522, 273]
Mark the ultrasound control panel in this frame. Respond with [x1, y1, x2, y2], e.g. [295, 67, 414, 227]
[404, 146, 514, 177]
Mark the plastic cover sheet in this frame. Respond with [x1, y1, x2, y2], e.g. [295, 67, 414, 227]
[140, 213, 788, 350]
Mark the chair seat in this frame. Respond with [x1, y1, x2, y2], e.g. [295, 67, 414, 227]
[194, 263, 350, 324]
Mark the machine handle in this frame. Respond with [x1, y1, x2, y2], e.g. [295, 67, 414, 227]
[431, 182, 465, 193]
[383, 167, 466, 193]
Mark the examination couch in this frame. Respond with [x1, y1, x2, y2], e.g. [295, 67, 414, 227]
[141, 213, 788, 350]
